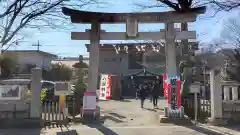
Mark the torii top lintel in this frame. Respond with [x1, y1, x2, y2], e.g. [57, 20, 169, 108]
[62, 7, 206, 24]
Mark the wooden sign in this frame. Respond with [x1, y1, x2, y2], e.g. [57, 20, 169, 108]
[126, 17, 138, 38]
[55, 82, 71, 95]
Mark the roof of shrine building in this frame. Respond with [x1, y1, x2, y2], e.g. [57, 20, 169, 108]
[62, 7, 205, 23]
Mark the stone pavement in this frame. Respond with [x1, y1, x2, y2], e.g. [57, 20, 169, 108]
[1, 99, 240, 135]
[1, 124, 240, 135]
[97, 99, 166, 127]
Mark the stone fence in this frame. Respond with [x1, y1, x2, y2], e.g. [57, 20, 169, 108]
[209, 70, 240, 125]
[0, 68, 42, 128]
[221, 81, 240, 123]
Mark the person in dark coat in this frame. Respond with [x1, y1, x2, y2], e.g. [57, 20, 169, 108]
[138, 84, 148, 108]
[151, 80, 161, 108]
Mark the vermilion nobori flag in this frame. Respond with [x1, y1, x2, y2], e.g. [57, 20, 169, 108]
[106, 75, 112, 100]
[177, 78, 181, 108]
[163, 74, 168, 97]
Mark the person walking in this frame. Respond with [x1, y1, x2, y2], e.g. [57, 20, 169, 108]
[151, 80, 161, 109]
[135, 84, 139, 100]
[138, 84, 148, 108]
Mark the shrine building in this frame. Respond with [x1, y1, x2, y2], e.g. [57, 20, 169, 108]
[86, 41, 198, 97]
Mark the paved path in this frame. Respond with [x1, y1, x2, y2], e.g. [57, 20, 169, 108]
[1, 99, 240, 135]
[1, 124, 239, 135]
[97, 99, 166, 127]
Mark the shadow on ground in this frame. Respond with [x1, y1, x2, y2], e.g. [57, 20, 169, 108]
[108, 112, 126, 119]
[112, 99, 133, 102]
[86, 123, 119, 135]
[55, 130, 78, 135]
[172, 122, 237, 135]
[99, 99, 132, 103]
[221, 125, 240, 132]
[100, 115, 125, 123]
[0, 129, 43, 135]
[184, 125, 231, 135]
[143, 108, 157, 112]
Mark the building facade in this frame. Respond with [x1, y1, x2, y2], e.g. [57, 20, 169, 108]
[5, 50, 57, 73]
[86, 42, 198, 97]
[86, 42, 198, 76]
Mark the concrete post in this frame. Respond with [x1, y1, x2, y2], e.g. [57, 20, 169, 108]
[30, 68, 42, 118]
[210, 70, 222, 120]
[82, 20, 100, 119]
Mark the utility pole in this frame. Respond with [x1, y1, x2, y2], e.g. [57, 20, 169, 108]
[32, 40, 41, 51]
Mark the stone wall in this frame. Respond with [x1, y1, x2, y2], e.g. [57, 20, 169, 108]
[221, 81, 240, 123]
[210, 70, 240, 125]
[0, 68, 42, 128]
[0, 100, 30, 119]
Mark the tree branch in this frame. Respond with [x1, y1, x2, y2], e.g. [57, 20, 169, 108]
[0, 0, 105, 47]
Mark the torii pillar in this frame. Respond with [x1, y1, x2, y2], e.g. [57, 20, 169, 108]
[84, 20, 100, 118]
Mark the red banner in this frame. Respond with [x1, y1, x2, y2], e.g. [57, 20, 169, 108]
[163, 74, 168, 97]
[163, 74, 181, 108]
[177, 79, 181, 108]
[106, 75, 112, 100]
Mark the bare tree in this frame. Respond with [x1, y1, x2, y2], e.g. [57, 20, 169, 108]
[205, 14, 240, 82]
[135, 0, 239, 13]
[220, 14, 240, 47]
[0, 0, 105, 49]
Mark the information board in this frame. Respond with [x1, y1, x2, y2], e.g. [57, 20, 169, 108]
[0, 85, 25, 100]
[99, 74, 112, 100]
[54, 82, 71, 95]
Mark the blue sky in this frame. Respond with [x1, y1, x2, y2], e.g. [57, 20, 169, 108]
[9, 0, 239, 57]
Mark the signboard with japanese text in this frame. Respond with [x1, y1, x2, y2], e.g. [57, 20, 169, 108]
[55, 82, 71, 95]
[99, 74, 112, 100]
[167, 76, 182, 117]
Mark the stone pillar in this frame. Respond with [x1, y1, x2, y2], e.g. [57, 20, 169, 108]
[223, 86, 230, 100]
[165, 22, 177, 76]
[165, 22, 182, 117]
[30, 68, 42, 118]
[232, 86, 238, 100]
[210, 70, 222, 120]
[87, 21, 100, 93]
[83, 21, 100, 119]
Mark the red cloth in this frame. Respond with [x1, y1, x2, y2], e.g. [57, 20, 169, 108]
[106, 75, 112, 100]
[163, 74, 168, 97]
[177, 79, 181, 108]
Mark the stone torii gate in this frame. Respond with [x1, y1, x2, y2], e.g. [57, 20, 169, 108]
[62, 7, 205, 119]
